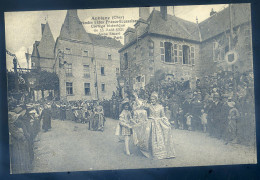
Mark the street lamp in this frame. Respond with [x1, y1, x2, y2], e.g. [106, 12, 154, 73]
[118, 76, 125, 99]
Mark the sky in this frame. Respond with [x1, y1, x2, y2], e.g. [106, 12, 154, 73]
[5, 4, 229, 70]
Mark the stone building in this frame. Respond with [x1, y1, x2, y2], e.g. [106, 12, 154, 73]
[31, 22, 56, 72]
[53, 10, 122, 101]
[119, 4, 252, 90]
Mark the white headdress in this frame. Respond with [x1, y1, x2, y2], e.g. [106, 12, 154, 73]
[151, 92, 158, 99]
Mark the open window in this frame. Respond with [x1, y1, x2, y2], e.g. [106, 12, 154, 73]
[164, 42, 174, 63]
[182, 45, 190, 64]
[160, 42, 174, 63]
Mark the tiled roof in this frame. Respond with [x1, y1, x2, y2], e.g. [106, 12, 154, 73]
[119, 10, 200, 52]
[147, 10, 200, 42]
[119, 4, 251, 52]
[37, 23, 55, 58]
[88, 33, 122, 49]
[199, 3, 251, 41]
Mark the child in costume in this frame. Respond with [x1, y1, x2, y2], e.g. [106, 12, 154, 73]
[115, 98, 134, 155]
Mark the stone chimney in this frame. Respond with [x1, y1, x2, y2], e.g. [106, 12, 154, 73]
[160, 6, 167, 20]
[124, 28, 135, 44]
[210, 8, 217, 16]
[139, 7, 150, 20]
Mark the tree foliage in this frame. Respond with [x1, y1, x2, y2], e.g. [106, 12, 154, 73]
[35, 70, 59, 91]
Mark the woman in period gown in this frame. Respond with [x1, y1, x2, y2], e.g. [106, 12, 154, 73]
[89, 103, 106, 131]
[132, 92, 176, 160]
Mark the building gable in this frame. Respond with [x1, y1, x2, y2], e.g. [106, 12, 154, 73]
[199, 3, 251, 41]
[59, 10, 92, 43]
[37, 23, 55, 58]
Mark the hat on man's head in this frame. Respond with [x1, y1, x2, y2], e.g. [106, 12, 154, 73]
[121, 98, 129, 105]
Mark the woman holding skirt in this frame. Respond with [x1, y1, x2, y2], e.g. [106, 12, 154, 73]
[132, 92, 176, 160]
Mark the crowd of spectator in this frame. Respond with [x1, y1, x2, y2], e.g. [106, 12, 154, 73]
[132, 69, 255, 146]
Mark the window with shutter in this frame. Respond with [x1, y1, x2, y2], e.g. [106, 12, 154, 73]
[174, 44, 178, 63]
[178, 45, 183, 63]
[190, 46, 195, 65]
[160, 42, 165, 61]
[182, 45, 190, 64]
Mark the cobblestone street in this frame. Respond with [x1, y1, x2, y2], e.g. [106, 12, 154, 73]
[32, 118, 257, 173]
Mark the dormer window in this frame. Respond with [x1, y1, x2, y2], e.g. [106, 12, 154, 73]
[108, 54, 112, 60]
[83, 50, 88, 57]
[65, 48, 71, 54]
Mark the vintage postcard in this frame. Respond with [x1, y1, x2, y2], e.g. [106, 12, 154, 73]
[5, 3, 256, 174]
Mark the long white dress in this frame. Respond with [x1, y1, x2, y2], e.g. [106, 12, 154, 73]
[133, 102, 176, 159]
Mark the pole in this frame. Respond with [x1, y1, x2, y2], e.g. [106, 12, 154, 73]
[229, 4, 234, 50]
[13, 57, 19, 91]
[92, 43, 99, 101]
[95, 57, 99, 100]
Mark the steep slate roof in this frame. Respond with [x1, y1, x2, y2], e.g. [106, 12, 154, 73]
[32, 41, 40, 57]
[59, 10, 122, 48]
[59, 10, 92, 43]
[199, 3, 251, 41]
[37, 23, 55, 58]
[147, 10, 200, 42]
[89, 33, 122, 49]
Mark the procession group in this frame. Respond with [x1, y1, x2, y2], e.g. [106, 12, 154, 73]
[114, 69, 255, 159]
[129, 69, 255, 146]
[7, 67, 255, 173]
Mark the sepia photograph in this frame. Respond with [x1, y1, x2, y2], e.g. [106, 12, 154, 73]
[4, 3, 257, 174]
